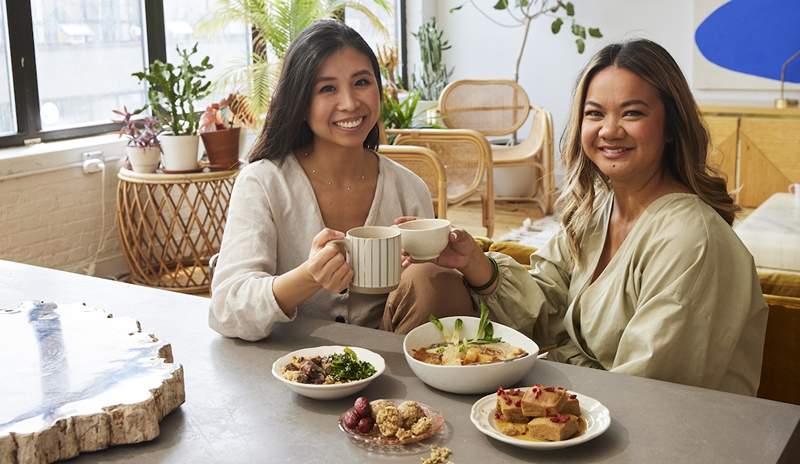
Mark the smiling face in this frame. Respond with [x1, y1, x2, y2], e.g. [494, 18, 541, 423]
[306, 46, 380, 152]
[580, 65, 668, 185]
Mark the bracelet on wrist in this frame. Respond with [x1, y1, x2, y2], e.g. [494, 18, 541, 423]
[467, 256, 499, 292]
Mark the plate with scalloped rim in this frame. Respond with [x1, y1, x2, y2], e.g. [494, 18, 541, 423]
[470, 387, 611, 450]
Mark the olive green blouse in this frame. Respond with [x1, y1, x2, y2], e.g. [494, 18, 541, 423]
[479, 193, 768, 396]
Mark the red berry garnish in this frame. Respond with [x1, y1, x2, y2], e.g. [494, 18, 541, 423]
[354, 396, 371, 418]
[343, 409, 360, 429]
[357, 417, 374, 434]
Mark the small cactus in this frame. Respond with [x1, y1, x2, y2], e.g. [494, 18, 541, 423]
[411, 18, 453, 101]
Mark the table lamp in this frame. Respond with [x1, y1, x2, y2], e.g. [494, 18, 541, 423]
[775, 49, 800, 109]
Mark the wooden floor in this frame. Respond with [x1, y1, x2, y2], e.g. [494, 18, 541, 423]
[447, 200, 546, 240]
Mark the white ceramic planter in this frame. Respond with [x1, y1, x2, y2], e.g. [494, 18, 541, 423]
[413, 99, 439, 127]
[126, 145, 161, 173]
[494, 165, 537, 198]
[159, 134, 200, 171]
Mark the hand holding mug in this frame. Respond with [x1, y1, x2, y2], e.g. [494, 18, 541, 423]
[303, 228, 353, 294]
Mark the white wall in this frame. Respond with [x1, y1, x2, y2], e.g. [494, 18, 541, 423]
[411, 0, 800, 181]
[0, 135, 127, 277]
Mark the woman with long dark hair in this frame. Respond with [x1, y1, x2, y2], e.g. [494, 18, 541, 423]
[209, 20, 473, 340]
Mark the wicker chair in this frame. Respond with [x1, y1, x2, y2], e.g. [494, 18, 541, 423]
[438, 79, 555, 214]
[387, 128, 495, 237]
[377, 144, 447, 219]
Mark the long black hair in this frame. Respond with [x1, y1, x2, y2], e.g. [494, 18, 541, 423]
[249, 19, 383, 163]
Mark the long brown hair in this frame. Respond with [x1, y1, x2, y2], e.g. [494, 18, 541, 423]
[248, 20, 383, 163]
[558, 39, 737, 260]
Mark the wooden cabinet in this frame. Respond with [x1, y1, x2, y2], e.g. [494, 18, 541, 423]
[701, 104, 800, 208]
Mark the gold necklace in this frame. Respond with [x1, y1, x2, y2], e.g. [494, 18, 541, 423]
[303, 151, 368, 192]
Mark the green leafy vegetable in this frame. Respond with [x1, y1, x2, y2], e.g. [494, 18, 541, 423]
[451, 318, 464, 345]
[430, 304, 502, 347]
[329, 348, 376, 382]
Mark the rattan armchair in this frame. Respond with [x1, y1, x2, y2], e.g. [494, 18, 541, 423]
[386, 128, 494, 237]
[377, 144, 447, 219]
[438, 79, 555, 214]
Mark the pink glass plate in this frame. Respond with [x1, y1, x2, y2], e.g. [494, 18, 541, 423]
[338, 399, 445, 446]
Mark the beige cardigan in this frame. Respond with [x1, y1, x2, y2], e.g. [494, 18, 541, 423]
[209, 154, 433, 341]
[479, 193, 768, 395]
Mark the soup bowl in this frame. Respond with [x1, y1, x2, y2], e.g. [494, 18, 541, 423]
[403, 316, 539, 394]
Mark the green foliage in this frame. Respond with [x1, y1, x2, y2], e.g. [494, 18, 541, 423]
[198, 0, 391, 119]
[132, 44, 213, 136]
[429, 304, 502, 348]
[452, 0, 603, 81]
[329, 347, 376, 381]
[411, 17, 453, 101]
[381, 91, 419, 131]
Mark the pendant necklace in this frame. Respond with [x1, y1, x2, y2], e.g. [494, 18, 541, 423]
[304, 151, 368, 192]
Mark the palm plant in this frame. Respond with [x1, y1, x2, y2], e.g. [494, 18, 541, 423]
[198, 0, 392, 123]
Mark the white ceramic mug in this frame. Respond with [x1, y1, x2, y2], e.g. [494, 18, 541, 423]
[332, 226, 402, 294]
[790, 183, 800, 206]
[394, 219, 451, 260]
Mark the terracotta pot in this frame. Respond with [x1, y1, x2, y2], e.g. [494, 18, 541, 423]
[201, 127, 241, 170]
[126, 145, 161, 173]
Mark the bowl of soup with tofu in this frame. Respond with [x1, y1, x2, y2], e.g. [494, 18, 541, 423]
[403, 314, 538, 394]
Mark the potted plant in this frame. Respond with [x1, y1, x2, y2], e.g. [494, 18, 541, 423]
[112, 106, 161, 173]
[198, 94, 246, 170]
[450, 1, 602, 83]
[381, 91, 420, 143]
[132, 43, 213, 172]
[411, 17, 453, 126]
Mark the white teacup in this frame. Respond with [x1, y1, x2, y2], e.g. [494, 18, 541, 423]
[395, 219, 451, 260]
[332, 226, 401, 294]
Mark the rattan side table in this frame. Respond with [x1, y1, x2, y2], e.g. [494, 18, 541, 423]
[116, 168, 238, 293]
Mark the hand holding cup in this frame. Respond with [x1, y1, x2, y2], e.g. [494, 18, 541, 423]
[304, 228, 353, 294]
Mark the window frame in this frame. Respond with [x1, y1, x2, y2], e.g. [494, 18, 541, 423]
[0, 0, 407, 149]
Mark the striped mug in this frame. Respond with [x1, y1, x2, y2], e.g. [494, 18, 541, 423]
[332, 226, 402, 294]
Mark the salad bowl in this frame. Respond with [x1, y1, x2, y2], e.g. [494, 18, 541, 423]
[403, 316, 538, 394]
[272, 346, 385, 400]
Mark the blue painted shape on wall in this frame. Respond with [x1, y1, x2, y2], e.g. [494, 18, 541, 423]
[695, 0, 800, 83]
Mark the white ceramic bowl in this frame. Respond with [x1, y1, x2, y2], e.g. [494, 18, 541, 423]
[272, 345, 385, 400]
[403, 317, 538, 394]
[395, 218, 451, 260]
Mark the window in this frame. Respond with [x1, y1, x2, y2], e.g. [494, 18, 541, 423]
[0, 0, 251, 148]
[346, 0, 407, 85]
[0, 1, 403, 148]
[163, 0, 250, 108]
[0, 1, 15, 135]
[30, 0, 147, 130]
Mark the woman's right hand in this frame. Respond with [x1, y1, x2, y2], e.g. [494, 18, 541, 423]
[402, 228, 496, 292]
[402, 228, 482, 271]
[303, 228, 353, 293]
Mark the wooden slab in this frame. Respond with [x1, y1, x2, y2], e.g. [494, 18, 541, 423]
[0, 301, 185, 463]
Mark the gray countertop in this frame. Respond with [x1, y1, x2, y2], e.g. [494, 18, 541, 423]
[1, 260, 798, 463]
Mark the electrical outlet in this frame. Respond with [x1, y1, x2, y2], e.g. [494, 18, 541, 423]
[82, 150, 105, 162]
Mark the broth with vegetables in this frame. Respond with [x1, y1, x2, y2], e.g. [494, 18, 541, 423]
[410, 304, 529, 366]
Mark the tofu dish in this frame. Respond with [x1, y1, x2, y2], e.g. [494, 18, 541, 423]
[493, 385, 586, 442]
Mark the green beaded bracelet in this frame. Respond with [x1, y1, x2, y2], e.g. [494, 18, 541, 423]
[468, 256, 499, 292]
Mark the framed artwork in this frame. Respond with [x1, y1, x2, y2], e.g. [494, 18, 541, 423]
[694, 0, 800, 90]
